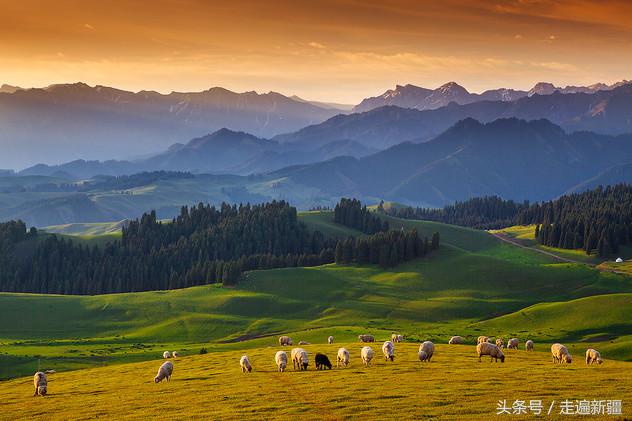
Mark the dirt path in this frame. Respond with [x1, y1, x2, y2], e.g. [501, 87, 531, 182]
[489, 232, 594, 266]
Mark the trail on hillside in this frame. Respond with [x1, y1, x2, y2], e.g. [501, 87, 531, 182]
[489, 232, 593, 266]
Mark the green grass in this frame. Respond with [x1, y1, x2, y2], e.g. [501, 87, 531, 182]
[1, 343, 631, 420]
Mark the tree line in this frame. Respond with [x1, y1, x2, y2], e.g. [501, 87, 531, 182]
[0, 199, 436, 295]
[334, 198, 389, 234]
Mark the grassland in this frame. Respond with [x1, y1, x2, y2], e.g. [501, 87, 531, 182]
[1, 343, 631, 420]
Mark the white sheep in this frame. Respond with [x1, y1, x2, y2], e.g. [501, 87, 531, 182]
[477, 342, 505, 363]
[275, 351, 288, 372]
[172, 351, 179, 358]
[298, 340, 311, 345]
[361, 346, 374, 366]
[328, 336, 334, 344]
[477, 336, 491, 344]
[240, 355, 252, 373]
[33, 372, 47, 397]
[525, 340, 534, 351]
[418, 341, 435, 362]
[291, 347, 309, 371]
[391, 334, 403, 343]
[448, 336, 464, 345]
[337, 347, 350, 367]
[495, 338, 505, 349]
[382, 341, 395, 362]
[507, 338, 519, 350]
[358, 334, 375, 343]
[154, 360, 173, 383]
[278, 336, 293, 346]
[163, 351, 171, 359]
[585, 348, 603, 365]
[551, 343, 572, 364]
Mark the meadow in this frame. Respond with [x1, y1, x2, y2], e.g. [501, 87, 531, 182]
[1, 342, 630, 420]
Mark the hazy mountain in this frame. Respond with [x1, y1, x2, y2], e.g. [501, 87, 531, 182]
[0, 84, 22, 94]
[273, 118, 632, 207]
[354, 80, 629, 112]
[289, 95, 354, 111]
[280, 83, 632, 151]
[0, 83, 339, 169]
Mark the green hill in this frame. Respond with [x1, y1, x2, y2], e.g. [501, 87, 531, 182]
[1, 214, 630, 380]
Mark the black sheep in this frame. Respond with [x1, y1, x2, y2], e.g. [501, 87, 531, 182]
[315, 353, 332, 370]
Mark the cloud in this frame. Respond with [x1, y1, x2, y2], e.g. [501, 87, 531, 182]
[84, 23, 94, 30]
[308, 42, 326, 49]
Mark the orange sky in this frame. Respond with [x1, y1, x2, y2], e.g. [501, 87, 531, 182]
[0, 0, 631, 102]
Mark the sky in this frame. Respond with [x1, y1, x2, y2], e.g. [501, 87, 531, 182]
[0, 0, 631, 103]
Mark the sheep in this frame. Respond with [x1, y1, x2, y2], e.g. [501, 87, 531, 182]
[391, 334, 403, 343]
[525, 340, 534, 351]
[275, 351, 288, 372]
[315, 353, 332, 370]
[551, 343, 572, 364]
[448, 336, 464, 345]
[477, 336, 492, 344]
[477, 342, 505, 363]
[382, 341, 395, 362]
[358, 334, 375, 343]
[585, 348, 603, 365]
[33, 372, 47, 397]
[278, 336, 293, 346]
[361, 346, 374, 366]
[337, 347, 350, 367]
[507, 338, 519, 350]
[163, 351, 171, 359]
[418, 341, 435, 362]
[154, 360, 173, 383]
[291, 348, 309, 371]
[172, 351, 179, 358]
[495, 338, 505, 349]
[298, 340, 311, 345]
[240, 355, 252, 373]
[328, 336, 334, 344]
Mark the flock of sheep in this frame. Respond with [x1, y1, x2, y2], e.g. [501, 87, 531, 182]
[31, 333, 605, 395]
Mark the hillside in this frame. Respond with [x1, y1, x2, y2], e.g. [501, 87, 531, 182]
[1, 214, 630, 380]
[2, 343, 631, 420]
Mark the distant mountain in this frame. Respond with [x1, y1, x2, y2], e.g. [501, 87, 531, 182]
[281, 83, 632, 151]
[354, 80, 629, 112]
[0, 84, 22, 94]
[273, 118, 632, 207]
[289, 95, 354, 111]
[0, 83, 339, 169]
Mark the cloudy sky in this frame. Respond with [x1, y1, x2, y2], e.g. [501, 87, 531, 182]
[0, 0, 630, 102]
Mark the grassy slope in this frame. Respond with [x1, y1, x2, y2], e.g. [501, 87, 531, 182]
[1, 343, 631, 420]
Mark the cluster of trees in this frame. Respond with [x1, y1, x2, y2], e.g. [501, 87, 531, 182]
[334, 198, 389, 234]
[377, 197, 528, 229]
[80, 171, 193, 192]
[0, 201, 337, 295]
[335, 229, 439, 268]
[517, 185, 632, 256]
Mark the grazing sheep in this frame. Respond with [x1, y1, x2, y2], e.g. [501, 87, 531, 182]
[449, 336, 464, 345]
[315, 353, 333, 370]
[525, 340, 534, 351]
[298, 340, 311, 345]
[495, 338, 505, 349]
[328, 336, 334, 344]
[154, 361, 173, 383]
[477, 342, 505, 363]
[291, 348, 309, 371]
[163, 351, 171, 359]
[391, 334, 403, 343]
[585, 348, 603, 365]
[551, 343, 572, 364]
[358, 334, 375, 343]
[278, 336, 293, 346]
[507, 338, 519, 350]
[240, 355, 252, 373]
[172, 351, 179, 358]
[275, 351, 288, 372]
[337, 348, 350, 367]
[477, 336, 491, 344]
[361, 346, 374, 366]
[418, 341, 435, 362]
[382, 341, 395, 362]
[33, 372, 47, 397]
